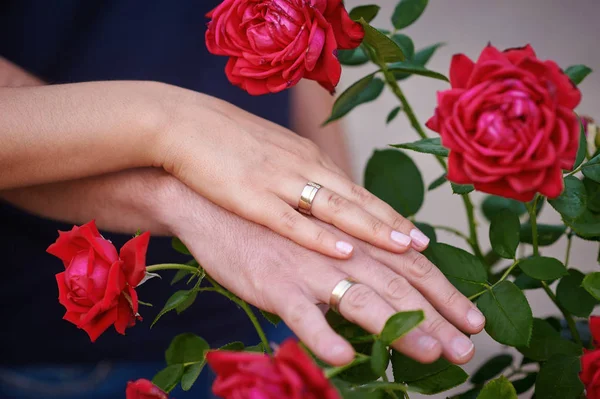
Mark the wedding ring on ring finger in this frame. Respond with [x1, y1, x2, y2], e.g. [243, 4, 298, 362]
[329, 277, 357, 313]
[298, 181, 322, 216]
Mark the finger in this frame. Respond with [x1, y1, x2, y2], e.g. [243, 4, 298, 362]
[248, 197, 355, 259]
[306, 267, 442, 364]
[339, 257, 475, 364]
[269, 285, 355, 366]
[317, 172, 431, 251]
[373, 249, 486, 336]
[309, 187, 413, 253]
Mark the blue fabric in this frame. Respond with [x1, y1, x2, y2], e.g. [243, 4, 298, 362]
[0, 0, 292, 372]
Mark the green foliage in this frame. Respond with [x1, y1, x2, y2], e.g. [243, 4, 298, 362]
[428, 173, 447, 191]
[386, 106, 402, 124]
[379, 310, 424, 345]
[583, 271, 600, 300]
[364, 149, 424, 216]
[370, 339, 389, 377]
[582, 153, 600, 183]
[573, 121, 588, 170]
[152, 289, 199, 327]
[482, 196, 527, 221]
[349, 5, 380, 23]
[358, 19, 405, 63]
[556, 269, 598, 317]
[512, 373, 537, 394]
[391, 137, 449, 156]
[548, 176, 587, 219]
[391, 0, 429, 30]
[489, 209, 520, 259]
[259, 310, 281, 326]
[517, 318, 582, 361]
[414, 222, 437, 243]
[519, 223, 566, 246]
[392, 352, 468, 394]
[451, 183, 475, 195]
[564, 64, 593, 85]
[535, 355, 584, 399]
[518, 256, 568, 280]
[391, 34, 414, 60]
[324, 73, 385, 124]
[171, 237, 191, 255]
[152, 364, 184, 393]
[386, 63, 449, 81]
[477, 281, 533, 347]
[470, 354, 513, 384]
[424, 243, 487, 297]
[476, 376, 517, 399]
[338, 47, 370, 66]
[394, 42, 445, 80]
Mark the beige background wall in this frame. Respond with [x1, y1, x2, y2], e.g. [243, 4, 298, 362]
[339, 0, 600, 397]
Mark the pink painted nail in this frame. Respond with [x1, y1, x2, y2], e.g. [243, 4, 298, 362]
[391, 230, 412, 247]
[336, 241, 354, 255]
[410, 229, 430, 248]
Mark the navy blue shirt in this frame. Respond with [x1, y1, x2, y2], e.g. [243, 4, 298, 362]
[0, 0, 290, 365]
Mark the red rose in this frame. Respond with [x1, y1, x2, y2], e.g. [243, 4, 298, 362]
[126, 379, 168, 399]
[206, 338, 340, 399]
[205, 0, 364, 95]
[426, 44, 581, 202]
[47, 221, 150, 341]
[582, 316, 600, 398]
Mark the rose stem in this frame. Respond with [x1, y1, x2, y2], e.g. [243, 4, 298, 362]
[146, 263, 201, 274]
[526, 198, 582, 345]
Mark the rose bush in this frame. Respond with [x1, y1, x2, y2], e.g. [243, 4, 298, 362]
[207, 339, 340, 399]
[47, 220, 149, 341]
[126, 379, 169, 399]
[205, 0, 364, 95]
[426, 44, 581, 202]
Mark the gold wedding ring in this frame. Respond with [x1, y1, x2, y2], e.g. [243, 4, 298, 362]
[330, 278, 357, 313]
[298, 182, 322, 215]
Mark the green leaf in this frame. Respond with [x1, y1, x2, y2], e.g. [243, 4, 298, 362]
[175, 290, 198, 314]
[349, 5, 380, 23]
[512, 373, 537, 394]
[165, 333, 209, 365]
[564, 64, 593, 85]
[259, 310, 281, 326]
[517, 318, 582, 361]
[470, 354, 513, 384]
[535, 354, 584, 399]
[391, 0, 429, 30]
[364, 149, 424, 217]
[477, 281, 533, 347]
[518, 256, 568, 280]
[391, 34, 414, 60]
[451, 183, 474, 195]
[391, 137, 449, 157]
[548, 176, 587, 219]
[338, 47, 370, 66]
[386, 106, 402, 124]
[428, 173, 447, 191]
[152, 364, 184, 393]
[387, 63, 448, 81]
[181, 361, 206, 391]
[582, 153, 600, 183]
[513, 273, 544, 290]
[394, 42, 445, 80]
[380, 310, 424, 345]
[392, 352, 468, 395]
[582, 272, 600, 300]
[573, 120, 588, 170]
[171, 237, 191, 255]
[556, 269, 598, 317]
[324, 73, 384, 125]
[358, 19, 405, 62]
[423, 243, 488, 297]
[152, 290, 196, 327]
[476, 376, 517, 399]
[520, 223, 566, 246]
[489, 209, 520, 259]
[219, 341, 245, 351]
[332, 379, 385, 399]
[326, 311, 372, 342]
[584, 177, 600, 212]
[171, 269, 191, 285]
[482, 196, 527, 221]
[246, 342, 266, 353]
[370, 339, 390, 377]
[414, 222, 437, 243]
[564, 208, 600, 238]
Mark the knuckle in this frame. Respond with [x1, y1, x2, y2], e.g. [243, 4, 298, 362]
[443, 289, 463, 308]
[279, 210, 300, 231]
[424, 317, 446, 335]
[391, 216, 413, 232]
[370, 219, 385, 236]
[343, 285, 375, 311]
[405, 253, 437, 282]
[384, 277, 412, 301]
[286, 300, 313, 327]
[327, 192, 348, 215]
[350, 184, 373, 206]
[314, 228, 328, 245]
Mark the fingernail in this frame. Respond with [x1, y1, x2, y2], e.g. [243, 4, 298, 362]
[467, 308, 485, 328]
[451, 336, 474, 359]
[330, 344, 348, 357]
[336, 241, 354, 255]
[391, 230, 412, 247]
[410, 229, 430, 248]
[418, 335, 439, 351]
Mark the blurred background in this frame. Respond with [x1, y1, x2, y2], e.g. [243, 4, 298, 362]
[339, 0, 599, 397]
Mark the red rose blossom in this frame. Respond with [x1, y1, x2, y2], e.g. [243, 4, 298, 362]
[126, 379, 168, 399]
[206, 338, 340, 399]
[47, 221, 150, 341]
[426, 44, 581, 201]
[582, 316, 600, 398]
[205, 0, 364, 95]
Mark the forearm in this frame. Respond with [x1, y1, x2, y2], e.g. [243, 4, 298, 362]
[0, 168, 177, 235]
[291, 80, 353, 178]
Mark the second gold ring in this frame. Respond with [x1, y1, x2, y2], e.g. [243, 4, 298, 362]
[298, 181, 322, 215]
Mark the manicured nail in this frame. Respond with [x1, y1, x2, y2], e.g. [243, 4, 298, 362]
[410, 229, 430, 248]
[418, 335, 439, 351]
[451, 336, 474, 359]
[467, 308, 486, 328]
[336, 241, 354, 255]
[391, 230, 412, 247]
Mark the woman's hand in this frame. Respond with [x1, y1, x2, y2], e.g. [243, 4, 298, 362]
[156, 89, 431, 259]
[161, 176, 485, 367]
